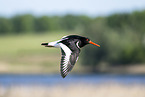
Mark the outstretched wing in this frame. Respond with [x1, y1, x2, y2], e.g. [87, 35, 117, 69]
[59, 43, 80, 78]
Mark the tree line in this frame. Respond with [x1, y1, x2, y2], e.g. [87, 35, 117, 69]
[0, 14, 91, 34]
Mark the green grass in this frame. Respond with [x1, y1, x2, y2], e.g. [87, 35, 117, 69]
[0, 32, 65, 72]
[0, 32, 68, 55]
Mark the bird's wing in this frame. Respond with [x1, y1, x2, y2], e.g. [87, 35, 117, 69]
[59, 43, 80, 78]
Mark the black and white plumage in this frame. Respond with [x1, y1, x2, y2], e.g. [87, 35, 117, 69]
[41, 35, 100, 78]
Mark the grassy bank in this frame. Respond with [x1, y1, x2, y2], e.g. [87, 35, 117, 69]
[0, 32, 145, 74]
[0, 32, 68, 55]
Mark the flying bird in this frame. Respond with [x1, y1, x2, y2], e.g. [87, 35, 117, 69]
[41, 35, 100, 78]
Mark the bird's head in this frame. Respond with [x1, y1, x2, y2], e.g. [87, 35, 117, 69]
[79, 37, 100, 48]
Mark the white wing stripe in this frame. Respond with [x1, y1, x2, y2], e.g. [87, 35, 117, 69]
[76, 41, 80, 48]
[59, 43, 72, 70]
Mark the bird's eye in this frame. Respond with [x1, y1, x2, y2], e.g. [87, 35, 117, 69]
[86, 39, 89, 41]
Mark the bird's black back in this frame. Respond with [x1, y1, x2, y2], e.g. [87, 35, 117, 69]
[59, 35, 89, 51]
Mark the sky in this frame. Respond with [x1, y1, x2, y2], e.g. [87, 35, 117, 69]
[0, 0, 145, 17]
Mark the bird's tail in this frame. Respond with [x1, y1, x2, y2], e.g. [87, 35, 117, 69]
[41, 43, 48, 45]
[41, 42, 56, 47]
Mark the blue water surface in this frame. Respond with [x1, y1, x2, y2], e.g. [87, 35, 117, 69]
[0, 74, 145, 86]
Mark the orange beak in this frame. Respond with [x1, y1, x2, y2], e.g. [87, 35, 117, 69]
[89, 41, 100, 47]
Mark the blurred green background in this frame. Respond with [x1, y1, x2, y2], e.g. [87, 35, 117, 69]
[1, 0, 145, 97]
[0, 11, 145, 74]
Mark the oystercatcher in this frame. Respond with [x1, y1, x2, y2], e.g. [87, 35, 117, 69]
[41, 35, 100, 78]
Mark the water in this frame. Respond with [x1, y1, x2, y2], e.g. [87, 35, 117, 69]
[0, 74, 145, 86]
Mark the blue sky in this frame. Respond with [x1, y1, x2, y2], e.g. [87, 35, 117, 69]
[0, 0, 145, 17]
